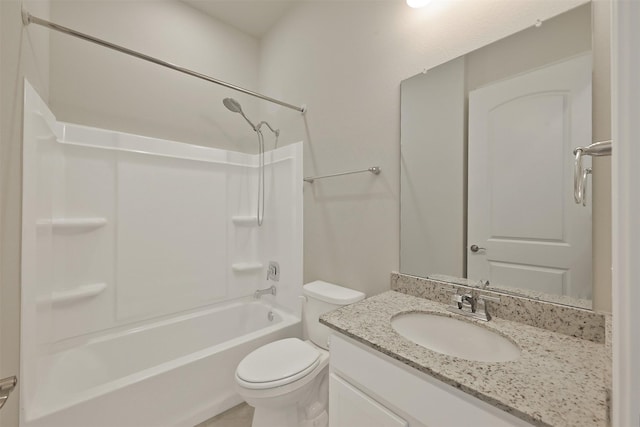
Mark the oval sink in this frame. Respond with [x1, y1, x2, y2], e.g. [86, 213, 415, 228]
[391, 313, 520, 362]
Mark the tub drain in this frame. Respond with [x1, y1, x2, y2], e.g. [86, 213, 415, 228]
[267, 311, 274, 322]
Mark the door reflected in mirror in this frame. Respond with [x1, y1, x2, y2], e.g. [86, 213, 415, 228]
[400, 3, 601, 309]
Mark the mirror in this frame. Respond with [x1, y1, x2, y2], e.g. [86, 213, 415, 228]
[400, 3, 600, 309]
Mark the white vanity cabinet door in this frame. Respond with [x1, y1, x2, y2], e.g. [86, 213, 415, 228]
[330, 334, 534, 427]
[329, 373, 409, 427]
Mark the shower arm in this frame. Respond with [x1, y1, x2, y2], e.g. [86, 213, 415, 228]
[240, 112, 258, 132]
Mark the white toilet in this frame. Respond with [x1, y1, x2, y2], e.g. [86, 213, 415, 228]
[235, 281, 365, 427]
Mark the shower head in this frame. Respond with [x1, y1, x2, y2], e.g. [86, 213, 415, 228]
[223, 97, 257, 131]
[223, 97, 243, 113]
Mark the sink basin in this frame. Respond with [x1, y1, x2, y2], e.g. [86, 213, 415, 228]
[391, 313, 520, 362]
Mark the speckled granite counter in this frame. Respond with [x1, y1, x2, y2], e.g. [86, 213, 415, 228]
[320, 291, 608, 427]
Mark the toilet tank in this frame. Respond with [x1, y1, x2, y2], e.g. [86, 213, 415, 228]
[303, 281, 365, 350]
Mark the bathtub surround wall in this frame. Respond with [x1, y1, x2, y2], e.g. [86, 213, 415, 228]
[21, 82, 303, 426]
[1, 1, 51, 426]
[256, 0, 612, 307]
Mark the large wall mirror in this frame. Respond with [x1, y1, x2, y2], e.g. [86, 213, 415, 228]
[400, 3, 607, 309]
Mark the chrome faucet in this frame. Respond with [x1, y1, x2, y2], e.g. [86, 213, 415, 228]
[446, 287, 500, 321]
[459, 294, 477, 312]
[254, 285, 277, 299]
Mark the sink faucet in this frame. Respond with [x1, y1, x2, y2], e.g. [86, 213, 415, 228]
[446, 288, 500, 321]
[459, 294, 477, 313]
[254, 285, 277, 299]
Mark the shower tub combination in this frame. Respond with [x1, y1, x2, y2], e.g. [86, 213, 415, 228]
[21, 82, 303, 426]
[26, 301, 299, 427]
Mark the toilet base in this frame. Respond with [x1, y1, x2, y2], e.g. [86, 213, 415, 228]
[250, 404, 328, 427]
[237, 342, 330, 427]
[244, 363, 329, 427]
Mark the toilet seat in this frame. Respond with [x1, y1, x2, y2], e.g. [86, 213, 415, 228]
[236, 338, 321, 390]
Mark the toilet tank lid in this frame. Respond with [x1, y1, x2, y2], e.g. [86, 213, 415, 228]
[303, 281, 365, 305]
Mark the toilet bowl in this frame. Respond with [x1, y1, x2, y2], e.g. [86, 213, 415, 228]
[235, 338, 330, 427]
[235, 281, 365, 427]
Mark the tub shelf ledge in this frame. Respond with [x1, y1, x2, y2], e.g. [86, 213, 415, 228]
[37, 217, 107, 233]
[44, 283, 108, 306]
[231, 263, 263, 273]
[231, 216, 258, 226]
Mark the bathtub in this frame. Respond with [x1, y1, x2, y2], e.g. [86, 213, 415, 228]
[22, 299, 301, 427]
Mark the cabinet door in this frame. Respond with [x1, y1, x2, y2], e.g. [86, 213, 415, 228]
[329, 373, 409, 427]
[331, 334, 534, 427]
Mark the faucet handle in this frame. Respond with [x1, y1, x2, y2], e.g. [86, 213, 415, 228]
[477, 293, 500, 304]
[475, 293, 499, 321]
[267, 261, 280, 281]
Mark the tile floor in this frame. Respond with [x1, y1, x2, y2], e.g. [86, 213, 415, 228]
[196, 403, 254, 427]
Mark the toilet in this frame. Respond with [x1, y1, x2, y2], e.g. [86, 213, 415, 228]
[235, 281, 365, 427]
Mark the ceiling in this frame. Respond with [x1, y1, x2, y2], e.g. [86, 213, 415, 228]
[182, 0, 300, 38]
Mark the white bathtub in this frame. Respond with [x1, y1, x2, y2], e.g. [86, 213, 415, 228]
[22, 300, 301, 427]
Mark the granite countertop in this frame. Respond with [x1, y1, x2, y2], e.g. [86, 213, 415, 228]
[320, 291, 608, 427]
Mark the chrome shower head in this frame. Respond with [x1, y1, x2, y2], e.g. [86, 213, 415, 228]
[223, 97, 243, 113]
[223, 97, 257, 131]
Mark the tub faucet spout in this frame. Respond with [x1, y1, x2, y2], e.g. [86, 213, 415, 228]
[254, 285, 277, 299]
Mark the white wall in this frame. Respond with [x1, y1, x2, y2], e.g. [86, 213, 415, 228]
[612, 2, 640, 423]
[49, 0, 261, 153]
[259, 0, 588, 297]
[1, 1, 50, 425]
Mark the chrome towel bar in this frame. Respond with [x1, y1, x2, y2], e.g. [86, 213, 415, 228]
[573, 140, 611, 205]
[303, 166, 381, 183]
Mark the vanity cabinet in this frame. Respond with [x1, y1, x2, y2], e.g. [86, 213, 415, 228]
[329, 334, 534, 427]
[330, 373, 408, 427]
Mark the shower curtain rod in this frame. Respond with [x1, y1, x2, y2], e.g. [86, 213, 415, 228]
[21, 10, 307, 114]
